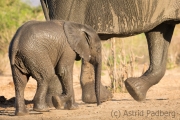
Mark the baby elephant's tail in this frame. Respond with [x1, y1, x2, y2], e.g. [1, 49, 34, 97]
[9, 21, 36, 65]
[9, 28, 21, 65]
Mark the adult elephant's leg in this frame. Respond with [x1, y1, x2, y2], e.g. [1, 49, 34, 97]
[80, 60, 113, 103]
[12, 66, 29, 116]
[125, 23, 175, 101]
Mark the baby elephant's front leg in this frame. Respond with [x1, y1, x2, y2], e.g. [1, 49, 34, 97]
[53, 66, 78, 110]
[64, 89, 78, 110]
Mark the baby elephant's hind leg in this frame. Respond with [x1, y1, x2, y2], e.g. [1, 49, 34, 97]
[32, 67, 57, 111]
[12, 66, 29, 116]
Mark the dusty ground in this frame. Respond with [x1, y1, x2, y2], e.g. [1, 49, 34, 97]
[0, 65, 180, 120]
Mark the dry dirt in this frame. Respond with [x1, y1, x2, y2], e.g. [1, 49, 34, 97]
[0, 65, 180, 120]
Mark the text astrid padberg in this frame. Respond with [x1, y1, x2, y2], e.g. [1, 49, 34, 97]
[111, 110, 177, 119]
[123, 110, 175, 118]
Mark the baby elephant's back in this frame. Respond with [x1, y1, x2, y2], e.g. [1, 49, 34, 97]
[18, 20, 66, 52]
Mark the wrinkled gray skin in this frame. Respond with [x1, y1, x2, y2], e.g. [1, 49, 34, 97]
[9, 20, 102, 116]
[41, 0, 180, 101]
[41, 0, 113, 104]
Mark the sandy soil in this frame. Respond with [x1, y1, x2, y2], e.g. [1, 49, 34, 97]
[0, 65, 180, 120]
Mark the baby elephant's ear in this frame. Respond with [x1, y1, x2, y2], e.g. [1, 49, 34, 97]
[64, 21, 90, 61]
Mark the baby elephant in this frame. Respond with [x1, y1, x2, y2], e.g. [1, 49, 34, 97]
[9, 20, 102, 116]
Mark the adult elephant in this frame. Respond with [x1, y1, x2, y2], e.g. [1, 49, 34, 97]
[9, 20, 101, 115]
[40, 0, 180, 102]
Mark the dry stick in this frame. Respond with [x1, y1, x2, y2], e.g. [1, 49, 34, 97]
[103, 39, 132, 92]
[111, 38, 117, 93]
[121, 39, 127, 92]
[130, 48, 135, 77]
[113, 38, 117, 93]
[102, 42, 113, 89]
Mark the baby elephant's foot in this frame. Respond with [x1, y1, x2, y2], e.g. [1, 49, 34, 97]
[15, 108, 29, 116]
[52, 96, 64, 109]
[64, 102, 79, 110]
[33, 108, 49, 112]
[82, 82, 113, 103]
[52, 96, 78, 110]
[125, 77, 152, 101]
[33, 104, 49, 112]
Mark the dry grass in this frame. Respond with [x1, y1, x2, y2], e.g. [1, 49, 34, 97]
[0, 54, 10, 75]
[102, 35, 148, 93]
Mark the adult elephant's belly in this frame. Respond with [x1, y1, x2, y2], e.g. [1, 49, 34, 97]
[91, 0, 180, 36]
[54, 0, 180, 37]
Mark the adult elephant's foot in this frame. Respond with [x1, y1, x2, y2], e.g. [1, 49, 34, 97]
[82, 82, 113, 103]
[15, 108, 29, 116]
[125, 77, 153, 101]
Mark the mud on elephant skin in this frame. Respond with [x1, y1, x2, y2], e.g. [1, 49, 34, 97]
[9, 20, 102, 116]
[41, 0, 180, 101]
